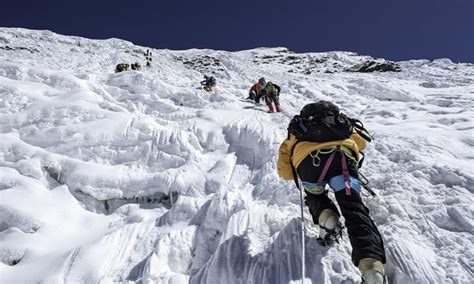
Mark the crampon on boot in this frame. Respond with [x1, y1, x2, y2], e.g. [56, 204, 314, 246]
[317, 223, 343, 246]
[317, 209, 342, 246]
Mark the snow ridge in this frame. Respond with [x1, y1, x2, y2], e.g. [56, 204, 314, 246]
[0, 28, 473, 283]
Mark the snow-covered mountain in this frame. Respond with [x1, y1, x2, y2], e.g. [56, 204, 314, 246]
[0, 28, 472, 283]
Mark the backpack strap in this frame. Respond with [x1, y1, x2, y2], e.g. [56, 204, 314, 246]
[289, 140, 302, 190]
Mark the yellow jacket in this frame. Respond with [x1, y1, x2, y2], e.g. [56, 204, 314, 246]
[277, 133, 367, 180]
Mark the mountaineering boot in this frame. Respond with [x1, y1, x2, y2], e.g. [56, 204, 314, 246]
[267, 104, 274, 113]
[317, 209, 342, 246]
[275, 104, 281, 112]
[358, 258, 385, 284]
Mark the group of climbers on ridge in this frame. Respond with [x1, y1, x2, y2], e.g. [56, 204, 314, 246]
[145, 49, 152, 67]
[114, 51, 284, 113]
[202, 75, 282, 112]
[114, 50, 283, 113]
[115, 62, 141, 73]
[114, 49, 153, 73]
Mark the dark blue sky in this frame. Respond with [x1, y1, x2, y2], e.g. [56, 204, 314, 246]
[3, 0, 473, 62]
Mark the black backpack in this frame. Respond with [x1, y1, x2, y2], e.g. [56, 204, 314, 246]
[287, 101, 375, 195]
[287, 101, 373, 143]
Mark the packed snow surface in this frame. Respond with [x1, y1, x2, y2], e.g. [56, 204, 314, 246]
[0, 28, 473, 283]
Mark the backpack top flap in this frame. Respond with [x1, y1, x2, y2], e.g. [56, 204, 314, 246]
[288, 101, 374, 143]
[304, 113, 353, 142]
[300, 101, 339, 118]
[288, 101, 354, 143]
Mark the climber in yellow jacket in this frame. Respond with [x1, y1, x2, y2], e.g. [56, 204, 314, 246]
[278, 132, 367, 180]
[277, 101, 386, 284]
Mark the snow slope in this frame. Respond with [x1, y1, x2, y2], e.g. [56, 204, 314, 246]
[0, 28, 473, 283]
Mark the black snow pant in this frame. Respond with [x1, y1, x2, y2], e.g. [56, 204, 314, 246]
[297, 150, 386, 265]
[255, 92, 279, 105]
[264, 92, 279, 106]
[247, 91, 257, 100]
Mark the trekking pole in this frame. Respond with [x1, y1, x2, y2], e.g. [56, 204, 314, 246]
[297, 180, 306, 283]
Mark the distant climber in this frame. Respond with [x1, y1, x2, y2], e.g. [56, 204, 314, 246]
[277, 101, 386, 284]
[200, 75, 216, 92]
[247, 77, 266, 101]
[131, 62, 141, 71]
[115, 63, 130, 73]
[145, 49, 153, 67]
[255, 80, 281, 113]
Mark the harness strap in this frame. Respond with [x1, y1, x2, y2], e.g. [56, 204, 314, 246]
[290, 143, 353, 197]
[317, 151, 336, 185]
[340, 151, 351, 195]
